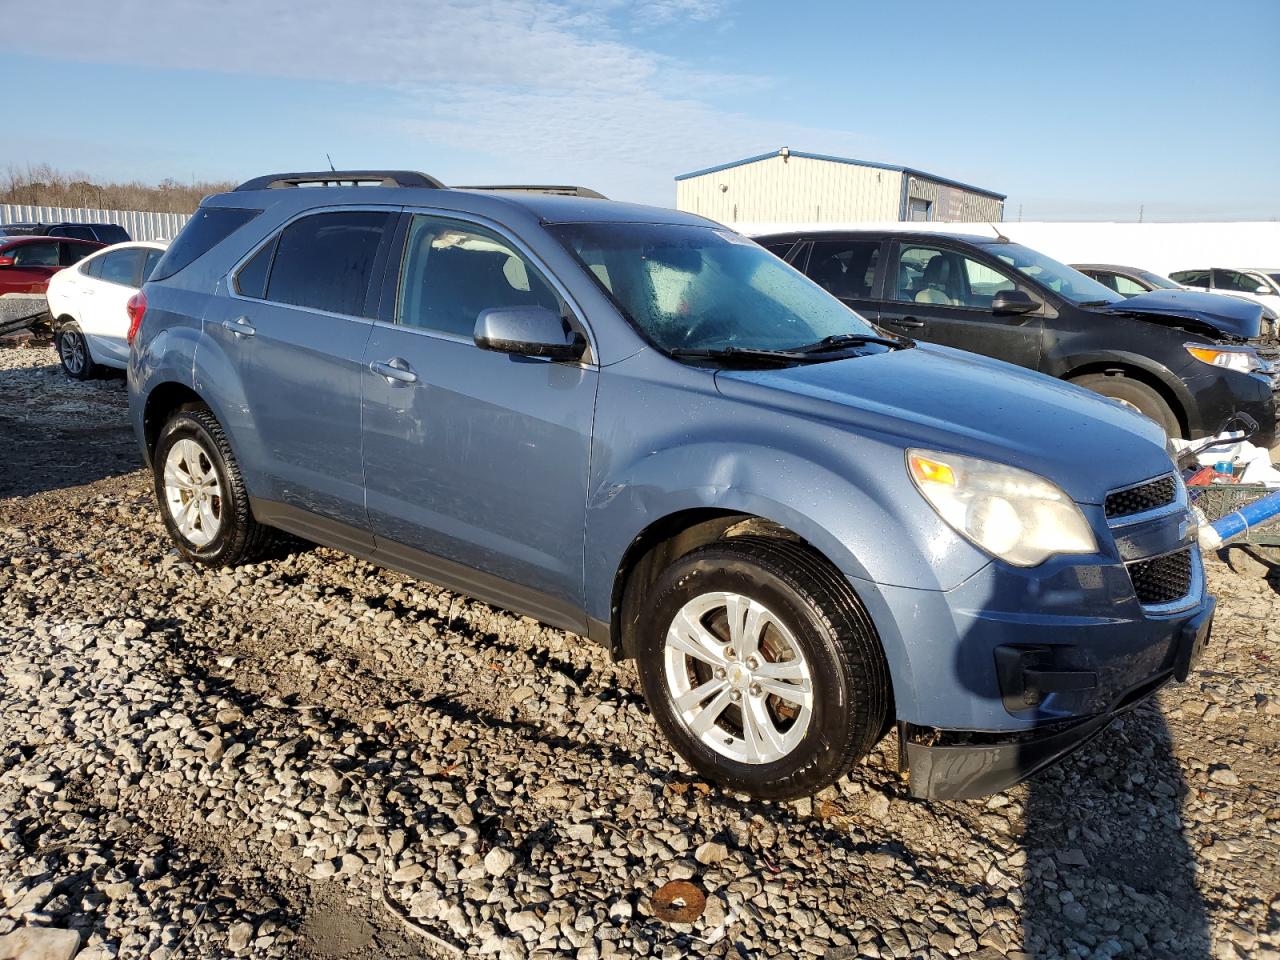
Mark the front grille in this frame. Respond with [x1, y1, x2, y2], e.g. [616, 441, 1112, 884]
[1128, 548, 1193, 605]
[1105, 475, 1177, 520]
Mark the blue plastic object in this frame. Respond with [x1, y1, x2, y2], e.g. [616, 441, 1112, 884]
[1203, 488, 1280, 547]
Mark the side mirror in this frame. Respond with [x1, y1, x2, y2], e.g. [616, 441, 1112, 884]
[0, 256, 13, 268]
[474, 305, 586, 360]
[992, 289, 1040, 315]
[1256, 285, 1271, 296]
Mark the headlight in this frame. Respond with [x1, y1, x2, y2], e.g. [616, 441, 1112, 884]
[1184, 343, 1267, 374]
[907, 449, 1098, 567]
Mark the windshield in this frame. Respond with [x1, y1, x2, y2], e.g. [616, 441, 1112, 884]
[1266, 273, 1280, 290]
[550, 222, 880, 353]
[1137, 270, 1182, 290]
[983, 242, 1123, 306]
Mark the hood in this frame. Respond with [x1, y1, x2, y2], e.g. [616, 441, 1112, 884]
[1095, 289, 1261, 339]
[714, 344, 1173, 505]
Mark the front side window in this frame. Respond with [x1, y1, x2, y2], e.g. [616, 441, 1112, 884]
[11, 242, 59, 267]
[893, 245, 1017, 308]
[1086, 271, 1121, 292]
[806, 240, 880, 300]
[1112, 274, 1149, 296]
[265, 210, 393, 317]
[98, 248, 145, 286]
[397, 216, 561, 337]
[141, 248, 164, 283]
[551, 221, 879, 352]
[1170, 269, 1209, 289]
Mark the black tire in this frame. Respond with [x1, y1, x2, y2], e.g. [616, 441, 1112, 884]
[153, 406, 278, 567]
[635, 535, 890, 800]
[56, 322, 101, 380]
[1070, 373, 1180, 437]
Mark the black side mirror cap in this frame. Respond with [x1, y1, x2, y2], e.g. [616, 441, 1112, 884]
[474, 305, 586, 360]
[992, 289, 1041, 315]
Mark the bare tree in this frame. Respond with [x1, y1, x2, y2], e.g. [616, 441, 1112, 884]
[1, 164, 235, 214]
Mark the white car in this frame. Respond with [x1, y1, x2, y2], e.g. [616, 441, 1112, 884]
[1168, 267, 1280, 316]
[45, 240, 167, 378]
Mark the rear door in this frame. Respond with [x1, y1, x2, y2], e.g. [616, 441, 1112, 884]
[203, 207, 397, 543]
[799, 237, 885, 321]
[360, 212, 597, 626]
[79, 246, 146, 365]
[876, 240, 1044, 369]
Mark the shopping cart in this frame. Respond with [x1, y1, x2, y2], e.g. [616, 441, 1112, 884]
[1189, 483, 1280, 547]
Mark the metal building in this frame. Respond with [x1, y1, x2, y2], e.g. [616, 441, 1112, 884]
[675, 148, 1006, 225]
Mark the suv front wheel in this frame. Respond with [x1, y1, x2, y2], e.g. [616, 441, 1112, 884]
[636, 536, 890, 800]
[153, 407, 276, 566]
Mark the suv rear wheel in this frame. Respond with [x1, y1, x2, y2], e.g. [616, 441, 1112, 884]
[153, 407, 276, 566]
[635, 536, 889, 800]
[1070, 373, 1180, 437]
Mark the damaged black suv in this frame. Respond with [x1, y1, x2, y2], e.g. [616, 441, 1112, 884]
[757, 229, 1279, 446]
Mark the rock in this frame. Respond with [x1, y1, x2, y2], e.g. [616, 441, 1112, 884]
[226, 921, 254, 953]
[1209, 766, 1240, 786]
[0, 928, 81, 960]
[694, 841, 729, 865]
[485, 847, 515, 877]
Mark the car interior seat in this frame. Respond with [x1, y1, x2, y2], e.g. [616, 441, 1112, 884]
[915, 255, 958, 305]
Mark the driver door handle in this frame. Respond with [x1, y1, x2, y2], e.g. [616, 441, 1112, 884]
[370, 358, 418, 384]
[222, 316, 256, 338]
[894, 317, 925, 328]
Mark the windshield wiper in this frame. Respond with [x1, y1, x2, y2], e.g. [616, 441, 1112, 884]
[1077, 299, 1114, 308]
[668, 345, 822, 365]
[791, 332, 913, 353]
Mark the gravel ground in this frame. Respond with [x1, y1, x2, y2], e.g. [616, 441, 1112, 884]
[1, 342, 1277, 960]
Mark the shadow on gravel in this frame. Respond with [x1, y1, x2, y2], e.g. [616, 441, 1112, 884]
[1018, 705, 1209, 960]
[0, 366, 140, 499]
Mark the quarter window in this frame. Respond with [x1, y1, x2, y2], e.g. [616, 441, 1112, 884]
[141, 248, 164, 283]
[235, 237, 277, 299]
[805, 240, 880, 299]
[397, 216, 561, 337]
[265, 211, 393, 318]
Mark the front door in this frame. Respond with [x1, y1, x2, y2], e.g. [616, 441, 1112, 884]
[0, 240, 61, 295]
[361, 213, 597, 626]
[877, 241, 1044, 370]
[201, 208, 396, 540]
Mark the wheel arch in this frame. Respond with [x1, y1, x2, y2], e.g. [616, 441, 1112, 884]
[142, 381, 209, 460]
[1063, 357, 1190, 437]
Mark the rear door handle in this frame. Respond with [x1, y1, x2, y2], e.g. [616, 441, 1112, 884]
[370, 358, 418, 385]
[222, 316, 256, 338]
[893, 317, 925, 328]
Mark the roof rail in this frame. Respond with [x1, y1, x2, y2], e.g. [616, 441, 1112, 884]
[455, 184, 607, 200]
[233, 170, 446, 191]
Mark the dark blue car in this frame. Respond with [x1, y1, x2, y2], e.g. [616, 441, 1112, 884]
[126, 171, 1213, 800]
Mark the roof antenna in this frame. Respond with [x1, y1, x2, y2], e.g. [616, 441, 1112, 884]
[326, 153, 336, 172]
[988, 221, 1010, 243]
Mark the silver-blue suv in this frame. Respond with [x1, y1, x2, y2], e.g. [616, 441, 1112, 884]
[128, 170, 1214, 800]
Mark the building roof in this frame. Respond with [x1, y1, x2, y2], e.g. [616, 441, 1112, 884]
[674, 149, 1007, 200]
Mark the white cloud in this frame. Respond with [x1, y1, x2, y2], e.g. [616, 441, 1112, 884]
[14, 0, 873, 203]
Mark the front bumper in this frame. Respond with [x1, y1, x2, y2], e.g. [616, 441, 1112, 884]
[902, 597, 1214, 799]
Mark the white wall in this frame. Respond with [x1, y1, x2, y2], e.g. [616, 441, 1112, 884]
[0, 204, 190, 242]
[735, 219, 1280, 277]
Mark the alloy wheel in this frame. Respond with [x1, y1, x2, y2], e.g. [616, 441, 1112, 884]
[162, 438, 223, 547]
[60, 332, 85, 375]
[663, 591, 814, 764]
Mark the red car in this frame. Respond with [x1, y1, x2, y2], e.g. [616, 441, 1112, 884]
[0, 236, 104, 296]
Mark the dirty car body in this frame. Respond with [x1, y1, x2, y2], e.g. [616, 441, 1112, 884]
[129, 174, 1213, 800]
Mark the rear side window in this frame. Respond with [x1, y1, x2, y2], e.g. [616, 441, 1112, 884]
[95, 225, 131, 244]
[61, 241, 97, 266]
[149, 207, 261, 282]
[52, 226, 97, 241]
[266, 211, 393, 317]
[99, 249, 146, 287]
[806, 240, 881, 299]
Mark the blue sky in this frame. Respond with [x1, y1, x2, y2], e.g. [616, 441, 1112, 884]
[2, 0, 1276, 220]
